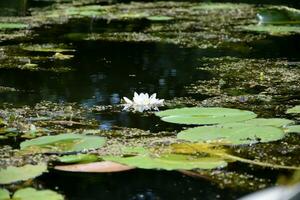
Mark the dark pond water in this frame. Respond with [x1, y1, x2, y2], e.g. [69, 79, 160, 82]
[1, 1, 300, 200]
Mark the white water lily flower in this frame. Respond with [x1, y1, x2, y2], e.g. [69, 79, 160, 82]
[123, 92, 164, 112]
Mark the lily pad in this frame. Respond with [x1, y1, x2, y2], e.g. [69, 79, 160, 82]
[54, 161, 135, 172]
[13, 188, 63, 200]
[104, 149, 227, 170]
[177, 123, 285, 145]
[0, 188, 10, 200]
[244, 118, 294, 127]
[146, 16, 173, 21]
[20, 133, 106, 154]
[155, 107, 257, 125]
[191, 3, 246, 10]
[21, 44, 75, 53]
[286, 105, 300, 114]
[285, 125, 300, 134]
[57, 154, 99, 163]
[257, 6, 300, 25]
[242, 25, 300, 36]
[0, 163, 47, 184]
[0, 23, 28, 30]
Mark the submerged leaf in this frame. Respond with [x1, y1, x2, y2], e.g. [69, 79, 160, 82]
[0, 163, 47, 184]
[156, 107, 257, 125]
[13, 188, 63, 200]
[286, 105, 300, 114]
[20, 133, 106, 154]
[177, 123, 285, 145]
[54, 161, 135, 172]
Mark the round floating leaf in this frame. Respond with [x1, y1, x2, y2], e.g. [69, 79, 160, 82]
[54, 161, 135, 172]
[57, 154, 99, 163]
[104, 153, 227, 170]
[0, 163, 47, 184]
[0, 23, 28, 30]
[155, 107, 257, 125]
[0, 188, 10, 199]
[177, 123, 285, 145]
[146, 16, 173, 21]
[244, 118, 294, 127]
[285, 125, 300, 134]
[191, 3, 246, 10]
[21, 44, 75, 53]
[257, 6, 300, 25]
[20, 133, 106, 154]
[242, 25, 300, 36]
[13, 188, 63, 200]
[286, 105, 300, 114]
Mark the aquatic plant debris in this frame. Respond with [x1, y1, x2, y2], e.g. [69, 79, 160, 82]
[123, 92, 164, 112]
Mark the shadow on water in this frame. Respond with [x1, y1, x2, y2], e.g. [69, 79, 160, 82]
[39, 169, 245, 200]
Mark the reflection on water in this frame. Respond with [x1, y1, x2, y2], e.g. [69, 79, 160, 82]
[0, 0, 28, 16]
[0, 41, 211, 106]
[39, 169, 245, 200]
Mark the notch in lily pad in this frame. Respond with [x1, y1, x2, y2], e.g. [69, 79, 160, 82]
[177, 123, 285, 145]
[155, 107, 257, 125]
[20, 133, 106, 154]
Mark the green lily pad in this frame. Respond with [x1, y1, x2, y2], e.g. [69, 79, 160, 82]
[155, 107, 257, 125]
[257, 6, 300, 25]
[57, 154, 99, 164]
[0, 163, 47, 184]
[146, 16, 173, 21]
[13, 188, 63, 200]
[286, 105, 300, 114]
[177, 123, 285, 145]
[0, 23, 28, 30]
[285, 125, 300, 134]
[20, 133, 106, 154]
[104, 148, 227, 170]
[191, 3, 245, 10]
[242, 25, 300, 36]
[0, 188, 10, 200]
[21, 44, 75, 53]
[244, 118, 294, 127]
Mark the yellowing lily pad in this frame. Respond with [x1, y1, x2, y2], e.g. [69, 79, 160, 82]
[20, 133, 106, 154]
[54, 161, 135, 172]
[177, 123, 285, 145]
[13, 188, 63, 200]
[0, 163, 47, 184]
[155, 107, 257, 125]
[104, 148, 227, 170]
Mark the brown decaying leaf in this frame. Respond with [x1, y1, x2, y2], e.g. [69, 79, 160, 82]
[54, 161, 135, 172]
